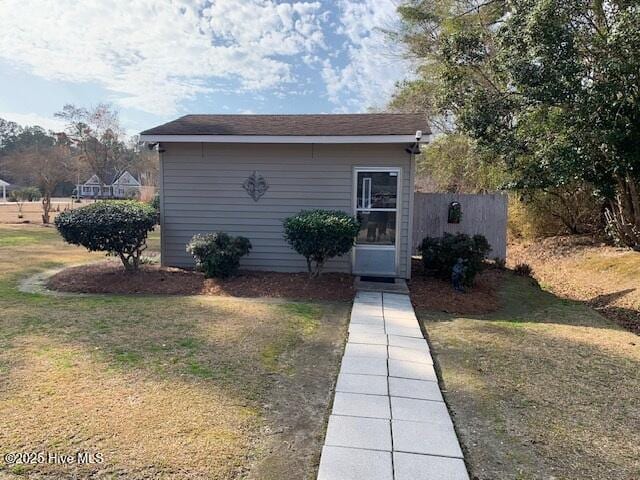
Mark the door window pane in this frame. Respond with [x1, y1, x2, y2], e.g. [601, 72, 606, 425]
[356, 211, 396, 245]
[357, 172, 398, 209]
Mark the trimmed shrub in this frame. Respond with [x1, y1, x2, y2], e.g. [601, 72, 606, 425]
[55, 200, 157, 272]
[283, 209, 360, 277]
[186, 232, 251, 279]
[419, 233, 491, 286]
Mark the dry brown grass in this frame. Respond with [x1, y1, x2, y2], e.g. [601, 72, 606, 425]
[0, 200, 84, 224]
[509, 236, 640, 333]
[419, 276, 640, 480]
[0, 225, 348, 479]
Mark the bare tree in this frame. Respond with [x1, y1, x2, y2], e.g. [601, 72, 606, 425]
[7, 140, 74, 224]
[55, 104, 127, 195]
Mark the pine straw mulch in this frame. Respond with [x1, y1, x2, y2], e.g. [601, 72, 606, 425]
[408, 259, 503, 315]
[509, 235, 640, 334]
[46, 261, 356, 302]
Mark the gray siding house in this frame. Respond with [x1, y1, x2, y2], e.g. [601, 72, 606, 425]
[140, 114, 429, 279]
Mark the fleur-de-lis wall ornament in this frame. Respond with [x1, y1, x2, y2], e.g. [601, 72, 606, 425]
[242, 171, 269, 202]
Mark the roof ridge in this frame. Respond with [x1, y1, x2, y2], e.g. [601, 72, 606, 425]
[181, 112, 427, 117]
[140, 113, 431, 137]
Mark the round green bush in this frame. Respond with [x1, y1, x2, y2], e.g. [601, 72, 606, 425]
[186, 232, 252, 279]
[55, 200, 157, 272]
[283, 209, 360, 277]
[419, 233, 491, 286]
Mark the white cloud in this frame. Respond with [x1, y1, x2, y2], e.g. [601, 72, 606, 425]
[0, 0, 326, 115]
[0, 112, 68, 132]
[322, 0, 410, 111]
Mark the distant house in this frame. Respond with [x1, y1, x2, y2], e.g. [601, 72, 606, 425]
[78, 171, 141, 199]
[111, 171, 142, 198]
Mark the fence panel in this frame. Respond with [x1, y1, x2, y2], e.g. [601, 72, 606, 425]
[412, 192, 508, 259]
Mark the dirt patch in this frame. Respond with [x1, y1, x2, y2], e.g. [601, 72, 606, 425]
[509, 235, 640, 334]
[47, 261, 356, 302]
[408, 259, 502, 315]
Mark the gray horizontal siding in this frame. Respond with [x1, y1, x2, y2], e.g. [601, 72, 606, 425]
[160, 143, 412, 277]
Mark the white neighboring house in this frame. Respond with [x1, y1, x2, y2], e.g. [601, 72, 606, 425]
[111, 171, 142, 198]
[0, 179, 9, 202]
[79, 171, 141, 199]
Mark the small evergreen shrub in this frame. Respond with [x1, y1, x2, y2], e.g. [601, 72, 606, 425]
[55, 200, 157, 272]
[147, 192, 160, 224]
[419, 233, 491, 286]
[514, 262, 533, 277]
[150, 192, 160, 213]
[283, 209, 360, 277]
[186, 232, 251, 279]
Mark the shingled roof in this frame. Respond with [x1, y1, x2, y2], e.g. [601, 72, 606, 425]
[140, 113, 429, 137]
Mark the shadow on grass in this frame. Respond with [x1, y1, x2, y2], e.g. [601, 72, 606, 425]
[0, 230, 351, 479]
[1, 283, 350, 479]
[416, 275, 640, 479]
[420, 273, 636, 333]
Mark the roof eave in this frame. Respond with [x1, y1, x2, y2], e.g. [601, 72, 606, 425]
[139, 134, 431, 144]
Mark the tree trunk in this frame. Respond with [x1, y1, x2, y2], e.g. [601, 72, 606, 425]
[314, 261, 324, 278]
[605, 193, 640, 251]
[41, 194, 51, 224]
[118, 252, 135, 272]
[306, 257, 313, 277]
[627, 176, 640, 225]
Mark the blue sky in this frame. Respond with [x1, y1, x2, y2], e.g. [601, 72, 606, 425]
[0, 0, 411, 136]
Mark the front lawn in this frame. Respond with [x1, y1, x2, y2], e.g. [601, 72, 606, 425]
[0, 225, 349, 479]
[419, 275, 640, 480]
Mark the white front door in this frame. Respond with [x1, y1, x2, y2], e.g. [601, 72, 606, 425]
[353, 168, 400, 277]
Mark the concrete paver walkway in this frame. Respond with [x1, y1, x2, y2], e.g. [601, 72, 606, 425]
[317, 291, 469, 480]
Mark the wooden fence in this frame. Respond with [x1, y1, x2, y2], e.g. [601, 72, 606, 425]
[412, 192, 508, 260]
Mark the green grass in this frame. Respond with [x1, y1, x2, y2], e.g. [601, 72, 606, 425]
[0, 226, 59, 247]
[185, 360, 216, 378]
[0, 225, 348, 479]
[260, 302, 322, 373]
[420, 274, 640, 480]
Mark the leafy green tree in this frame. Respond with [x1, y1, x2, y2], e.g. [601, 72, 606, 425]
[416, 134, 505, 193]
[393, 0, 639, 246]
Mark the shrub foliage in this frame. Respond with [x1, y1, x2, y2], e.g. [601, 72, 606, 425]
[186, 232, 252, 279]
[419, 233, 491, 286]
[514, 263, 533, 277]
[283, 209, 360, 277]
[55, 200, 157, 272]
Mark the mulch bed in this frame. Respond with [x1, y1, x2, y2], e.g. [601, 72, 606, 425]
[48, 259, 502, 311]
[408, 259, 502, 315]
[47, 261, 356, 302]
